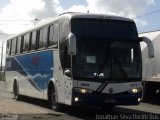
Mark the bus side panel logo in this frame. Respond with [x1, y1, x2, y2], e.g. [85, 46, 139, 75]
[32, 56, 40, 66]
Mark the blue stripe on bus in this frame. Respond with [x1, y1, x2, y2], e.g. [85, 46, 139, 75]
[9, 50, 54, 91]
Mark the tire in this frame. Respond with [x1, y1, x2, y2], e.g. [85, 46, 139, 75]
[142, 82, 148, 102]
[49, 86, 60, 111]
[101, 104, 115, 113]
[13, 81, 20, 100]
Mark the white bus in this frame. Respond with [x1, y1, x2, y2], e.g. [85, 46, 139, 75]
[5, 12, 154, 111]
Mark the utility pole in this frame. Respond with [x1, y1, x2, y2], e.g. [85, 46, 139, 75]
[1, 41, 4, 73]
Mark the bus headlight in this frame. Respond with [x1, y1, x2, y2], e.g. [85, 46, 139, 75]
[129, 88, 142, 94]
[74, 97, 79, 102]
[74, 88, 93, 94]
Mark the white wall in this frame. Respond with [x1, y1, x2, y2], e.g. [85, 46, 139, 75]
[139, 30, 160, 50]
[0, 33, 13, 70]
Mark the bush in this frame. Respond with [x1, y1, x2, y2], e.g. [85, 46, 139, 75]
[0, 72, 5, 81]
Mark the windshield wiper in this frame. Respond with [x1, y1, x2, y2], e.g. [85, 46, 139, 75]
[113, 55, 128, 80]
[94, 56, 110, 79]
[94, 45, 111, 79]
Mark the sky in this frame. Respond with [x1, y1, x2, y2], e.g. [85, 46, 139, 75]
[0, 0, 160, 34]
[0, 0, 160, 67]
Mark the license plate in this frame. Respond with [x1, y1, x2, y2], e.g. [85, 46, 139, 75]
[105, 99, 116, 103]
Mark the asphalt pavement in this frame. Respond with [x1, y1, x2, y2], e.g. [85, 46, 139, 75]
[0, 81, 160, 120]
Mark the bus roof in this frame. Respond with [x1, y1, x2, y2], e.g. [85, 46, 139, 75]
[58, 12, 133, 22]
[7, 12, 134, 40]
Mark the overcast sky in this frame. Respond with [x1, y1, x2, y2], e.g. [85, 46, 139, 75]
[0, 0, 160, 34]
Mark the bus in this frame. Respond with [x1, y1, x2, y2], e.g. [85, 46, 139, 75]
[5, 12, 154, 111]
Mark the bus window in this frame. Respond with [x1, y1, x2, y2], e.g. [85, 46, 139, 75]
[11, 38, 17, 55]
[29, 32, 32, 51]
[23, 33, 30, 52]
[39, 26, 48, 49]
[59, 20, 70, 70]
[16, 37, 22, 54]
[49, 23, 58, 48]
[31, 31, 37, 50]
[6, 40, 11, 56]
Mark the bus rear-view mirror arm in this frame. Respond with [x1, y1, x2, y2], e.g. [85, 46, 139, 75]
[140, 37, 154, 58]
[68, 33, 77, 55]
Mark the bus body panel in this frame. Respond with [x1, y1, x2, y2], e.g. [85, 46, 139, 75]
[6, 50, 54, 99]
[77, 81, 142, 94]
[55, 50, 72, 105]
[53, 50, 65, 104]
[71, 81, 142, 106]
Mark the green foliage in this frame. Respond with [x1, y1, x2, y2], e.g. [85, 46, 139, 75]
[0, 72, 5, 81]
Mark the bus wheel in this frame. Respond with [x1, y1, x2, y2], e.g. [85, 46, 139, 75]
[13, 81, 20, 100]
[142, 81, 149, 102]
[50, 86, 59, 111]
[101, 104, 115, 113]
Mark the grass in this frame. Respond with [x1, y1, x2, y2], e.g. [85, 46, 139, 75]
[0, 72, 5, 81]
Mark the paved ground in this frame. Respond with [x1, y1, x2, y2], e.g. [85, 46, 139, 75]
[0, 81, 160, 120]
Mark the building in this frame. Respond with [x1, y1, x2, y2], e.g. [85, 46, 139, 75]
[0, 33, 13, 72]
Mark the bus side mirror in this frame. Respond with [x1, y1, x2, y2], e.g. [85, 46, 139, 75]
[68, 33, 76, 55]
[140, 37, 154, 58]
[64, 69, 71, 79]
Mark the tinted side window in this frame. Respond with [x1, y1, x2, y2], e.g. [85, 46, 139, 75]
[49, 23, 58, 48]
[31, 31, 37, 50]
[11, 39, 17, 55]
[39, 27, 48, 49]
[23, 34, 30, 52]
[6, 40, 11, 56]
[39, 29, 43, 49]
[59, 20, 70, 70]
[16, 37, 22, 54]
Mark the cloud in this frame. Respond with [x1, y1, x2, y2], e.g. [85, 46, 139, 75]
[86, 0, 154, 18]
[56, 0, 154, 31]
[0, 0, 155, 34]
[0, 0, 73, 34]
[0, 0, 45, 34]
[135, 19, 148, 26]
[55, 0, 154, 19]
[34, 0, 63, 19]
[1, 0, 45, 19]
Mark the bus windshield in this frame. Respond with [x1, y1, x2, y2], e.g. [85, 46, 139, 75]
[71, 18, 138, 39]
[71, 18, 142, 81]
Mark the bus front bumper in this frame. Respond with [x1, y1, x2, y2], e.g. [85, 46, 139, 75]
[72, 90, 142, 107]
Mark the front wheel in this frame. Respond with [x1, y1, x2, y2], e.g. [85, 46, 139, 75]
[49, 86, 60, 111]
[101, 104, 115, 113]
[13, 81, 20, 100]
